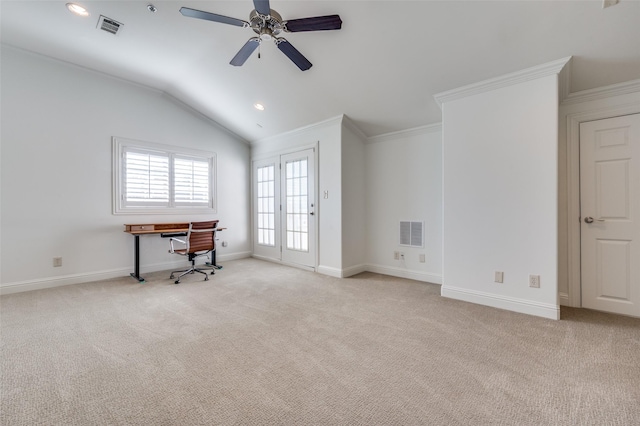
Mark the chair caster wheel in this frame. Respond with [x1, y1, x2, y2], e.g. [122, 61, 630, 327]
[174, 280, 180, 284]
[170, 275, 174, 279]
[204, 277, 209, 281]
[210, 271, 215, 275]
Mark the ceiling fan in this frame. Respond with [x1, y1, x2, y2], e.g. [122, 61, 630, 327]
[180, 0, 342, 71]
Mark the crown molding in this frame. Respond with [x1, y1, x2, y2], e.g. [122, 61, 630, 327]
[434, 56, 573, 108]
[367, 122, 442, 144]
[561, 78, 640, 105]
[558, 57, 572, 103]
[341, 115, 369, 142]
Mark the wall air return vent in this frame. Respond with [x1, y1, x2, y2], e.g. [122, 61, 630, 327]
[400, 221, 424, 248]
[97, 15, 123, 35]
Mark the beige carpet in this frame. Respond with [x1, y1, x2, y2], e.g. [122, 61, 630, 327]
[1, 258, 639, 425]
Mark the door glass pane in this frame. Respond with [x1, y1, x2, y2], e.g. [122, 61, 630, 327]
[256, 165, 275, 247]
[285, 158, 309, 252]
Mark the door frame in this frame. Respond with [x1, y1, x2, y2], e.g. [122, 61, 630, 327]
[564, 83, 640, 307]
[250, 142, 319, 270]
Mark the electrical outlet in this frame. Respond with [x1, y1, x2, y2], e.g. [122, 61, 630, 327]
[494, 271, 504, 283]
[393, 251, 399, 260]
[529, 274, 540, 288]
[53, 257, 62, 267]
[419, 254, 426, 263]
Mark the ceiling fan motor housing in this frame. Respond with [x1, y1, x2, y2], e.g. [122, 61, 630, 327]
[250, 9, 284, 40]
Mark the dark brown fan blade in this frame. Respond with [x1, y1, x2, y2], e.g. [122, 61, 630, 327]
[284, 15, 342, 32]
[180, 7, 248, 27]
[275, 39, 312, 71]
[230, 38, 260, 66]
[253, 0, 271, 16]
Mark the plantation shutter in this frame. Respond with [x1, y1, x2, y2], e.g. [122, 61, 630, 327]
[123, 148, 170, 207]
[174, 156, 211, 206]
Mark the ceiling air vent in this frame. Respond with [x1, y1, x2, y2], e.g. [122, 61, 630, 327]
[97, 15, 123, 35]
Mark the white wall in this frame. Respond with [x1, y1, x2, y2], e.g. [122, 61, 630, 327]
[340, 120, 367, 276]
[0, 47, 251, 293]
[251, 116, 343, 274]
[365, 126, 443, 283]
[440, 74, 560, 319]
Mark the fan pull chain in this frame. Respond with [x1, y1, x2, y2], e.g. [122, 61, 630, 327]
[258, 42, 261, 59]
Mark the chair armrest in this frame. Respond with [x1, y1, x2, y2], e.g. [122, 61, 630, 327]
[169, 237, 186, 253]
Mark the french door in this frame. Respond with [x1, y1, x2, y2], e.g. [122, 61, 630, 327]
[253, 148, 316, 269]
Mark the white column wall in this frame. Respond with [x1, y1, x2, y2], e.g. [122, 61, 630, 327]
[441, 75, 560, 319]
[340, 122, 366, 276]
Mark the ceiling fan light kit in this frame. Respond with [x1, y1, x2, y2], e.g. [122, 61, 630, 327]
[180, 0, 342, 71]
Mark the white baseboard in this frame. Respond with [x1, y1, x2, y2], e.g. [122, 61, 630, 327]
[0, 268, 133, 295]
[365, 264, 443, 284]
[342, 264, 368, 277]
[316, 265, 342, 277]
[441, 285, 560, 320]
[0, 251, 252, 295]
[316, 263, 442, 282]
[316, 264, 368, 278]
[217, 251, 252, 262]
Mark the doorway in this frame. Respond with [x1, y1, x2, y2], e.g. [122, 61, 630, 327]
[580, 113, 639, 316]
[252, 148, 317, 269]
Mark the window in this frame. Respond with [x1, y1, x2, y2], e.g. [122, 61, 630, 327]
[113, 137, 216, 214]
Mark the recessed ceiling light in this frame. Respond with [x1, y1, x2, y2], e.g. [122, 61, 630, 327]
[147, 4, 157, 13]
[66, 3, 89, 17]
[254, 103, 265, 111]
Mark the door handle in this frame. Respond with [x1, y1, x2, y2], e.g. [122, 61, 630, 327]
[584, 217, 605, 223]
[309, 212, 315, 216]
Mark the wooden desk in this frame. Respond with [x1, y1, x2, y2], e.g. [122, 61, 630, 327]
[124, 222, 224, 282]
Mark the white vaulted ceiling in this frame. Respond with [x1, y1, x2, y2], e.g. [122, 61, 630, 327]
[1, 1, 639, 143]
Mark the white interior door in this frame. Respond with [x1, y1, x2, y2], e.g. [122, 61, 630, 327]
[252, 148, 316, 269]
[580, 113, 640, 317]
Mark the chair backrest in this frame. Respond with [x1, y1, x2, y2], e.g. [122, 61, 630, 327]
[187, 220, 219, 254]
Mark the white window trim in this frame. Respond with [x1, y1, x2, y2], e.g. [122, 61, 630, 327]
[112, 137, 217, 215]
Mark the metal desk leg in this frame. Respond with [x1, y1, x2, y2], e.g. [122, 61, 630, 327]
[207, 249, 223, 270]
[130, 235, 145, 282]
